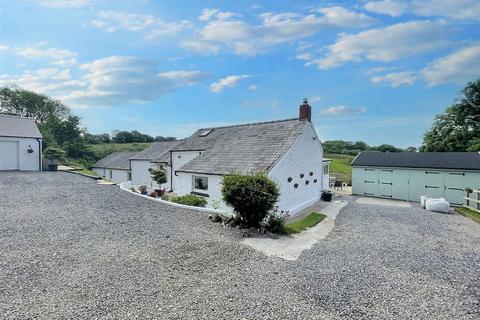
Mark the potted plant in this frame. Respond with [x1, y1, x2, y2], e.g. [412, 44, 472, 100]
[43, 147, 66, 171]
[148, 167, 167, 195]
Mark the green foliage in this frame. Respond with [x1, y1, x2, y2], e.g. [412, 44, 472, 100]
[88, 143, 153, 159]
[148, 167, 167, 185]
[325, 153, 354, 184]
[43, 146, 66, 162]
[170, 194, 208, 207]
[323, 140, 402, 155]
[283, 212, 326, 234]
[262, 209, 289, 234]
[112, 130, 155, 143]
[221, 173, 280, 227]
[421, 78, 480, 152]
[455, 207, 480, 224]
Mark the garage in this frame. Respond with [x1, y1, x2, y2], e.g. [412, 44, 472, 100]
[0, 115, 43, 171]
[352, 152, 480, 205]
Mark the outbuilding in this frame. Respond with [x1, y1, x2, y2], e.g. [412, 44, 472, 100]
[91, 151, 137, 183]
[351, 152, 480, 205]
[0, 115, 43, 171]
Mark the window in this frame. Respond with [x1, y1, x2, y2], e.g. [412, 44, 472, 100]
[300, 173, 304, 178]
[199, 129, 213, 137]
[127, 172, 132, 181]
[323, 163, 329, 175]
[287, 177, 293, 182]
[194, 176, 208, 190]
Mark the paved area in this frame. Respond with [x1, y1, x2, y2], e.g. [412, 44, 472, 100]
[243, 201, 348, 261]
[1, 172, 480, 319]
[356, 196, 412, 207]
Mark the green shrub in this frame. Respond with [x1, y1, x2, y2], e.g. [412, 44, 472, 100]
[43, 146, 66, 162]
[221, 173, 280, 227]
[170, 194, 208, 207]
[148, 167, 167, 185]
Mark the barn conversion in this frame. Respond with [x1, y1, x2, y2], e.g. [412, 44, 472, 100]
[91, 151, 138, 183]
[352, 152, 480, 205]
[0, 115, 42, 171]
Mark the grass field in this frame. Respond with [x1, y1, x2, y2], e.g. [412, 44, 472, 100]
[89, 142, 153, 159]
[455, 207, 480, 223]
[284, 212, 327, 234]
[325, 153, 354, 184]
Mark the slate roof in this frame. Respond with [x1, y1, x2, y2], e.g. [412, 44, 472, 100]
[174, 118, 308, 175]
[0, 115, 42, 138]
[131, 140, 182, 162]
[92, 151, 138, 170]
[351, 152, 480, 171]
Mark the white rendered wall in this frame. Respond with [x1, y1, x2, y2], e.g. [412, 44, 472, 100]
[0, 137, 41, 171]
[268, 123, 324, 215]
[174, 172, 232, 212]
[170, 150, 203, 190]
[92, 167, 105, 177]
[91, 167, 130, 183]
[131, 160, 170, 190]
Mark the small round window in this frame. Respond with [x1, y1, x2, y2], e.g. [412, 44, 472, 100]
[300, 173, 304, 178]
[287, 177, 293, 183]
[313, 179, 318, 183]
[294, 183, 299, 188]
[305, 180, 310, 185]
[309, 172, 314, 176]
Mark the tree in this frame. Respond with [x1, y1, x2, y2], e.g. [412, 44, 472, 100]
[405, 146, 417, 152]
[0, 87, 70, 124]
[421, 78, 480, 152]
[148, 167, 167, 186]
[373, 144, 401, 152]
[43, 146, 66, 163]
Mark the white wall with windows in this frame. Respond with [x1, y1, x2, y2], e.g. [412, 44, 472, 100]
[92, 167, 131, 184]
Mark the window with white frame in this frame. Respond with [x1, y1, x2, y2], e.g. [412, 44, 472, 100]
[193, 176, 208, 191]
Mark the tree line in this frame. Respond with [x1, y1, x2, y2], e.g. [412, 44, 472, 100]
[0, 87, 176, 167]
[322, 140, 414, 156]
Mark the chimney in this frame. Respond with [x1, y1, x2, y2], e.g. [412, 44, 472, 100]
[299, 98, 311, 122]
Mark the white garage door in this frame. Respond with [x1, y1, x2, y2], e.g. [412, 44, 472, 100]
[0, 141, 19, 170]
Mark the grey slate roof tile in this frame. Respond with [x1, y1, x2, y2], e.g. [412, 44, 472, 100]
[0, 115, 42, 138]
[173, 118, 307, 175]
[352, 151, 480, 170]
[92, 151, 138, 170]
[131, 140, 182, 161]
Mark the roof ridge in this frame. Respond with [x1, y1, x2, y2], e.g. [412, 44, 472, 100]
[198, 117, 300, 131]
[0, 114, 35, 120]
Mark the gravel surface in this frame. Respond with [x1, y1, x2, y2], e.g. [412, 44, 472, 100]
[1, 172, 479, 319]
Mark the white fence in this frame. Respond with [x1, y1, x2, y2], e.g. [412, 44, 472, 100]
[464, 189, 480, 213]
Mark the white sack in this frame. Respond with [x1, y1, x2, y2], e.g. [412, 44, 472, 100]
[425, 198, 450, 213]
[420, 196, 430, 208]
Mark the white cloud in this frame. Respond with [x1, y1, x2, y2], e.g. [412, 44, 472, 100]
[199, 8, 237, 21]
[16, 46, 77, 66]
[320, 105, 366, 116]
[210, 74, 251, 93]
[248, 84, 258, 90]
[186, 6, 375, 56]
[365, 0, 480, 20]
[364, 0, 409, 17]
[370, 71, 417, 87]
[312, 6, 375, 27]
[0, 44, 9, 51]
[421, 44, 480, 85]
[306, 20, 449, 69]
[60, 56, 208, 107]
[180, 39, 220, 55]
[38, 0, 92, 8]
[91, 11, 191, 41]
[310, 95, 322, 102]
[0, 68, 84, 95]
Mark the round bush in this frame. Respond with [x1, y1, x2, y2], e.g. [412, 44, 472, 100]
[170, 194, 207, 207]
[221, 173, 280, 227]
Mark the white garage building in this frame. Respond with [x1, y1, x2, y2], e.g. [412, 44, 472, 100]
[352, 152, 480, 205]
[91, 151, 137, 183]
[0, 115, 43, 171]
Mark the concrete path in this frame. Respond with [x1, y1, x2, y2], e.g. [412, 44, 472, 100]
[242, 200, 348, 261]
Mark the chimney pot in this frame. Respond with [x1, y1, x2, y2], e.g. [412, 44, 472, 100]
[299, 98, 311, 122]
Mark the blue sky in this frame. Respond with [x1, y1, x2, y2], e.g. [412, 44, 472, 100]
[1, 0, 479, 147]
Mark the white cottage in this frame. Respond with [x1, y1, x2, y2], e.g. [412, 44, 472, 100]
[149, 99, 329, 214]
[91, 151, 138, 183]
[0, 115, 43, 171]
[129, 140, 181, 188]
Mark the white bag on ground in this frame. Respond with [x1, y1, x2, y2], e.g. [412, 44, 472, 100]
[420, 196, 430, 208]
[425, 198, 450, 213]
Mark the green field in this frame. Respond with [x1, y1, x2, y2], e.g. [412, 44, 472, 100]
[325, 153, 354, 184]
[89, 142, 153, 159]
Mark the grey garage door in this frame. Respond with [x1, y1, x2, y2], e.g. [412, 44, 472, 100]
[0, 141, 19, 170]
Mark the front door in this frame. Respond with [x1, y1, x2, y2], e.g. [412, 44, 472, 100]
[378, 169, 393, 198]
[444, 172, 466, 205]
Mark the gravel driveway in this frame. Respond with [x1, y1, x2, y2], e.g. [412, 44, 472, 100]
[1, 172, 479, 319]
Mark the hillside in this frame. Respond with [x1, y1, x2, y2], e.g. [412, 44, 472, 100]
[325, 153, 354, 185]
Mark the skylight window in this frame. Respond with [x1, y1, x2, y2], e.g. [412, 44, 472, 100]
[199, 129, 213, 137]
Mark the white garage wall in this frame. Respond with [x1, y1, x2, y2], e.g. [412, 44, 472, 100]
[0, 137, 41, 171]
[268, 123, 324, 215]
[91, 167, 130, 184]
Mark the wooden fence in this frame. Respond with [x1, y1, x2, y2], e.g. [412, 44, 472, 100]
[464, 189, 480, 213]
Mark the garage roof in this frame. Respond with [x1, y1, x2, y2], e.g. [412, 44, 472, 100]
[0, 115, 42, 138]
[92, 151, 138, 170]
[352, 152, 480, 170]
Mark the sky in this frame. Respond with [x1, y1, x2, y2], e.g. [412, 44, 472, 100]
[1, 0, 479, 148]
